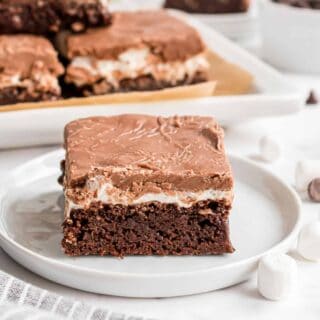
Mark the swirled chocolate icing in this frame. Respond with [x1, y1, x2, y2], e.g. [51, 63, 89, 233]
[64, 115, 233, 193]
[62, 10, 205, 61]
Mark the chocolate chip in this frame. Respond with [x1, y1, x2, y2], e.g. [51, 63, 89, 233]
[308, 178, 320, 202]
[306, 90, 318, 105]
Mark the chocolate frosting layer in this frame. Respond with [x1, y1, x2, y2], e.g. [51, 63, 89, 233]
[63, 10, 205, 61]
[0, 35, 64, 78]
[64, 115, 233, 193]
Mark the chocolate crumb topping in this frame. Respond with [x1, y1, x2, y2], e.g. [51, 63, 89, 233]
[0, 0, 111, 34]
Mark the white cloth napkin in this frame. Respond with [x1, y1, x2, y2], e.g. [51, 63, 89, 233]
[0, 271, 155, 320]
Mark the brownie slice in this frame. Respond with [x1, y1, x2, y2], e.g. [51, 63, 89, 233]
[0, 0, 111, 34]
[56, 10, 210, 96]
[164, 0, 250, 13]
[60, 115, 235, 257]
[0, 35, 64, 105]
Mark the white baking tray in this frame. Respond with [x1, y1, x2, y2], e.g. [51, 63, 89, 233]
[0, 10, 304, 149]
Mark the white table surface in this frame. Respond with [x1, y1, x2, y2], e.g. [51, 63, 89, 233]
[1, 52, 320, 320]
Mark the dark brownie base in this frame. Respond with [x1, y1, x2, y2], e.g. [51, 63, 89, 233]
[164, 0, 250, 13]
[72, 72, 209, 97]
[0, 87, 60, 106]
[62, 200, 234, 257]
[0, 0, 111, 34]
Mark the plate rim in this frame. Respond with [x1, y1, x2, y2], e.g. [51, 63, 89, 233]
[0, 149, 302, 280]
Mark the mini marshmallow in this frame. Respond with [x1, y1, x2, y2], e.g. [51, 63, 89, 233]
[258, 253, 298, 301]
[295, 160, 320, 191]
[259, 136, 281, 162]
[297, 221, 320, 262]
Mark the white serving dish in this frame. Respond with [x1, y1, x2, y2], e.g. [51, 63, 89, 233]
[191, 1, 259, 41]
[0, 151, 301, 298]
[260, 0, 320, 73]
[0, 10, 304, 149]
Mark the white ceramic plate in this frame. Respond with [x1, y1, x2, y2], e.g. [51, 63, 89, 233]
[0, 10, 304, 149]
[0, 150, 301, 298]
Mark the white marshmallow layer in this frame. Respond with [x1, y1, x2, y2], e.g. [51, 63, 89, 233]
[65, 176, 233, 217]
[69, 48, 209, 88]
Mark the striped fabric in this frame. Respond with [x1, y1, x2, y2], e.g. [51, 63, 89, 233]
[0, 272, 155, 320]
